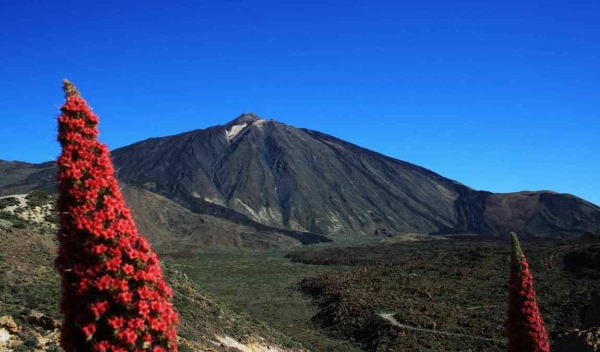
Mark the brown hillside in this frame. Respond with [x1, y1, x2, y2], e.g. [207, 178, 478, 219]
[0, 227, 304, 351]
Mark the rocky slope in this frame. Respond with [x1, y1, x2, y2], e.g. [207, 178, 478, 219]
[0, 187, 329, 252]
[2, 113, 599, 238]
[120, 185, 326, 253]
[0, 227, 303, 351]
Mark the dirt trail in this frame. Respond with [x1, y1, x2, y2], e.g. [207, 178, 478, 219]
[379, 313, 506, 343]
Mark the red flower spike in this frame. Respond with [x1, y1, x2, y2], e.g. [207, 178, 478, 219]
[82, 323, 96, 340]
[505, 232, 550, 352]
[55, 80, 178, 351]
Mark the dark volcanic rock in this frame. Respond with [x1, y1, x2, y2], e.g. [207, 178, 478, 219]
[0, 160, 332, 249]
[583, 295, 600, 329]
[110, 115, 462, 235]
[0, 160, 55, 195]
[553, 328, 600, 352]
[484, 192, 600, 238]
[374, 228, 395, 237]
[119, 185, 330, 250]
[109, 113, 600, 237]
[1, 113, 600, 238]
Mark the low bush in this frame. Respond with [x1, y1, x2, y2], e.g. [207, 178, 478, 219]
[25, 190, 53, 208]
[0, 197, 20, 209]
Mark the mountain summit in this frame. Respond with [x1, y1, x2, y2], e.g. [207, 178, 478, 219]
[1, 114, 599, 239]
[226, 112, 262, 126]
[108, 114, 599, 238]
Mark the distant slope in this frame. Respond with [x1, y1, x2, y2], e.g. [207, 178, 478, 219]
[2, 113, 600, 238]
[0, 160, 55, 195]
[120, 185, 329, 252]
[483, 191, 600, 237]
[0, 173, 331, 250]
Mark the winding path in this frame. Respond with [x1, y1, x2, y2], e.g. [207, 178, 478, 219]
[378, 313, 506, 343]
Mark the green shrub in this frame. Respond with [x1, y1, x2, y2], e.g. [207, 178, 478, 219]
[25, 190, 53, 208]
[46, 345, 63, 352]
[23, 335, 39, 347]
[0, 211, 19, 221]
[0, 197, 20, 209]
[44, 213, 60, 224]
[12, 221, 27, 229]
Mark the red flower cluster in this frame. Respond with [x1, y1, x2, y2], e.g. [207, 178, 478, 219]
[506, 232, 550, 352]
[55, 80, 178, 351]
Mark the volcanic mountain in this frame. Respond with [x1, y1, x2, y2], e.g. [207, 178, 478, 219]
[1, 113, 599, 239]
[0, 159, 331, 251]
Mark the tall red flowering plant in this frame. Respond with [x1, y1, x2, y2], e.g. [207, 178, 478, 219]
[55, 80, 178, 352]
[505, 232, 550, 352]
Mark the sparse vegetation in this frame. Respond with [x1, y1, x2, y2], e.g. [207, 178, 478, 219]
[43, 212, 60, 224]
[288, 239, 600, 351]
[11, 221, 27, 229]
[25, 190, 53, 208]
[0, 193, 58, 231]
[4, 214, 599, 351]
[0, 196, 20, 209]
[0, 210, 21, 222]
[169, 250, 363, 351]
[2, 200, 598, 352]
[0, 226, 306, 351]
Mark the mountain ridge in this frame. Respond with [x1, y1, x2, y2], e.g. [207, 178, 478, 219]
[1, 113, 599, 239]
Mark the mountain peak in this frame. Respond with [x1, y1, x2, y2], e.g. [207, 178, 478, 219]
[227, 113, 262, 126]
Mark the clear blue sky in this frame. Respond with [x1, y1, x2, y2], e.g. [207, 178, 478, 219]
[0, 0, 598, 205]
